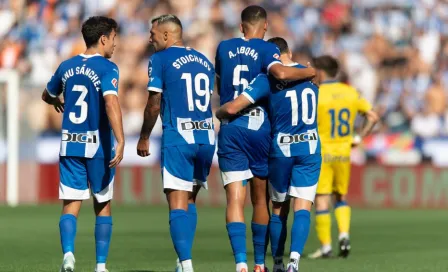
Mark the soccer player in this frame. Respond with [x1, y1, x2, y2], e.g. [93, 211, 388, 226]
[308, 56, 378, 259]
[41, 16, 124, 272]
[136, 15, 215, 272]
[217, 37, 320, 272]
[215, 6, 315, 272]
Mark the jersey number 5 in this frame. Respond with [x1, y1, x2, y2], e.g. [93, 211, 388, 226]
[181, 73, 210, 112]
[69, 85, 88, 124]
[232, 65, 249, 99]
[286, 88, 316, 126]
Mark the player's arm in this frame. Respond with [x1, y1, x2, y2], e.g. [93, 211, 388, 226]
[263, 44, 315, 81]
[104, 94, 125, 167]
[137, 53, 162, 157]
[42, 66, 64, 112]
[101, 66, 125, 167]
[359, 110, 379, 138]
[216, 74, 270, 119]
[41, 89, 64, 113]
[269, 63, 315, 81]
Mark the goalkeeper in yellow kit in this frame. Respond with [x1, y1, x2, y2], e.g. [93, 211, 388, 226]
[308, 56, 378, 259]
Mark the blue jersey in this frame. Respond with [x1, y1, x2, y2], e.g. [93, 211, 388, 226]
[147, 46, 215, 147]
[215, 38, 281, 131]
[243, 64, 320, 158]
[46, 53, 119, 159]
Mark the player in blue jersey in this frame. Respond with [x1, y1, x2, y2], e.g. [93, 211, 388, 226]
[215, 5, 316, 272]
[217, 37, 321, 272]
[136, 15, 215, 272]
[41, 16, 124, 272]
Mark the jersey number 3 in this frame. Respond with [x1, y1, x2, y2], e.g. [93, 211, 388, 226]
[286, 88, 316, 126]
[181, 73, 210, 112]
[69, 85, 88, 124]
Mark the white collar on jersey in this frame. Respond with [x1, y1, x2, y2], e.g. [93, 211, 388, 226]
[79, 53, 102, 58]
[285, 62, 299, 66]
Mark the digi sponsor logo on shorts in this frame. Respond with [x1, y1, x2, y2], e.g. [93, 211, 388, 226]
[239, 107, 262, 117]
[279, 131, 318, 144]
[180, 120, 212, 131]
[62, 132, 98, 143]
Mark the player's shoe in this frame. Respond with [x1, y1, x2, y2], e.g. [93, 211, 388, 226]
[253, 265, 269, 272]
[60, 253, 75, 272]
[338, 238, 351, 258]
[285, 260, 298, 272]
[272, 263, 285, 272]
[307, 248, 333, 259]
[175, 258, 182, 272]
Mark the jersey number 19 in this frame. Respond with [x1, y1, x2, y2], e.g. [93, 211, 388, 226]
[181, 73, 210, 112]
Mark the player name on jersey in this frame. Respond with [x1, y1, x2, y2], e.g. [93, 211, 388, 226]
[61, 65, 101, 92]
[228, 46, 259, 61]
[172, 53, 212, 71]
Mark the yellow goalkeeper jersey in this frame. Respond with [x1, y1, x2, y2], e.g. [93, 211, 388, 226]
[317, 80, 372, 153]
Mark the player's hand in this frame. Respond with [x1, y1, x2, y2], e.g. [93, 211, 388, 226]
[53, 100, 65, 113]
[137, 137, 150, 157]
[109, 141, 124, 168]
[351, 134, 362, 148]
[307, 62, 319, 86]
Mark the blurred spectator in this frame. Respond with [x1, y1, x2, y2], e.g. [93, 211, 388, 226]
[0, 0, 446, 162]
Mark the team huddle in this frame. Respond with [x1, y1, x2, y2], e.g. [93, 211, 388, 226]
[41, 5, 378, 272]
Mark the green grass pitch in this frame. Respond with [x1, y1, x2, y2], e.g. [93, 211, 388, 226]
[0, 205, 447, 271]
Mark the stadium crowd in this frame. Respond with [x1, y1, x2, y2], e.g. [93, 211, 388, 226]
[0, 0, 447, 159]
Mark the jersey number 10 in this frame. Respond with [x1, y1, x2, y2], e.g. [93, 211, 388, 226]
[181, 73, 211, 112]
[285, 88, 316, 126]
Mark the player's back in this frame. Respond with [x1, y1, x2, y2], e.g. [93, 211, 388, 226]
[267, 64, 320, 158]
[317, 81, 372, 154]
[55, 54, 118, 159]
[148, 46, 215, 147]
[215, 38, 280, 131]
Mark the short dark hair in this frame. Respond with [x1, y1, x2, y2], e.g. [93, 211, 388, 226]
[241, 5, 267, 24]
[151, 14, 183, 30]
[312, 55, 339, 77]
[81, 16, 117, 48]
[267, 37, 289, 54]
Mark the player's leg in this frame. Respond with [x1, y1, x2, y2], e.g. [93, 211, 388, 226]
[88, 158, 115, 272]
[333, 159, 352, 258]
[59, 157, 90, 272]
[248, 130, 271, 272]
[249, 177, 270, 272]
[268, 157, 294, 272]
[286, 155, 321, 272]
[218, 126, 253, 272]
[162, 145, 197, 272]
[308, 155, 333, 259]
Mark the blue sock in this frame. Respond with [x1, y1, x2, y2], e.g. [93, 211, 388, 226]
[270, 214, 287, 259]
[187, 203, 197, 249]
[59, 214, 77, 254]
[170, 209, 191, 261]
[226, 222, 247, 264]
[95, 216, 113, 264]
[252, 222, 268, 265]
[290, 210, 311, 255]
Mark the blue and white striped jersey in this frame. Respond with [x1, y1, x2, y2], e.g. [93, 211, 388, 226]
[147, 46, 215, 147]
[215, 38, 281, 131]
[46, 53, 119, 159]
[242, 65, 321, 157]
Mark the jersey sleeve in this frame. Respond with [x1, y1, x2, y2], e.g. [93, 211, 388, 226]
[215, 42, 222, 78]
[209, 66, 216, 94]
[357, 95, 372, 113]
[147, 53, 163, 92]
[100, 64, 119, 97]
[242, 74, 270, 103]
[46, 64, 63, 97]
[262, 43, 282, 73]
